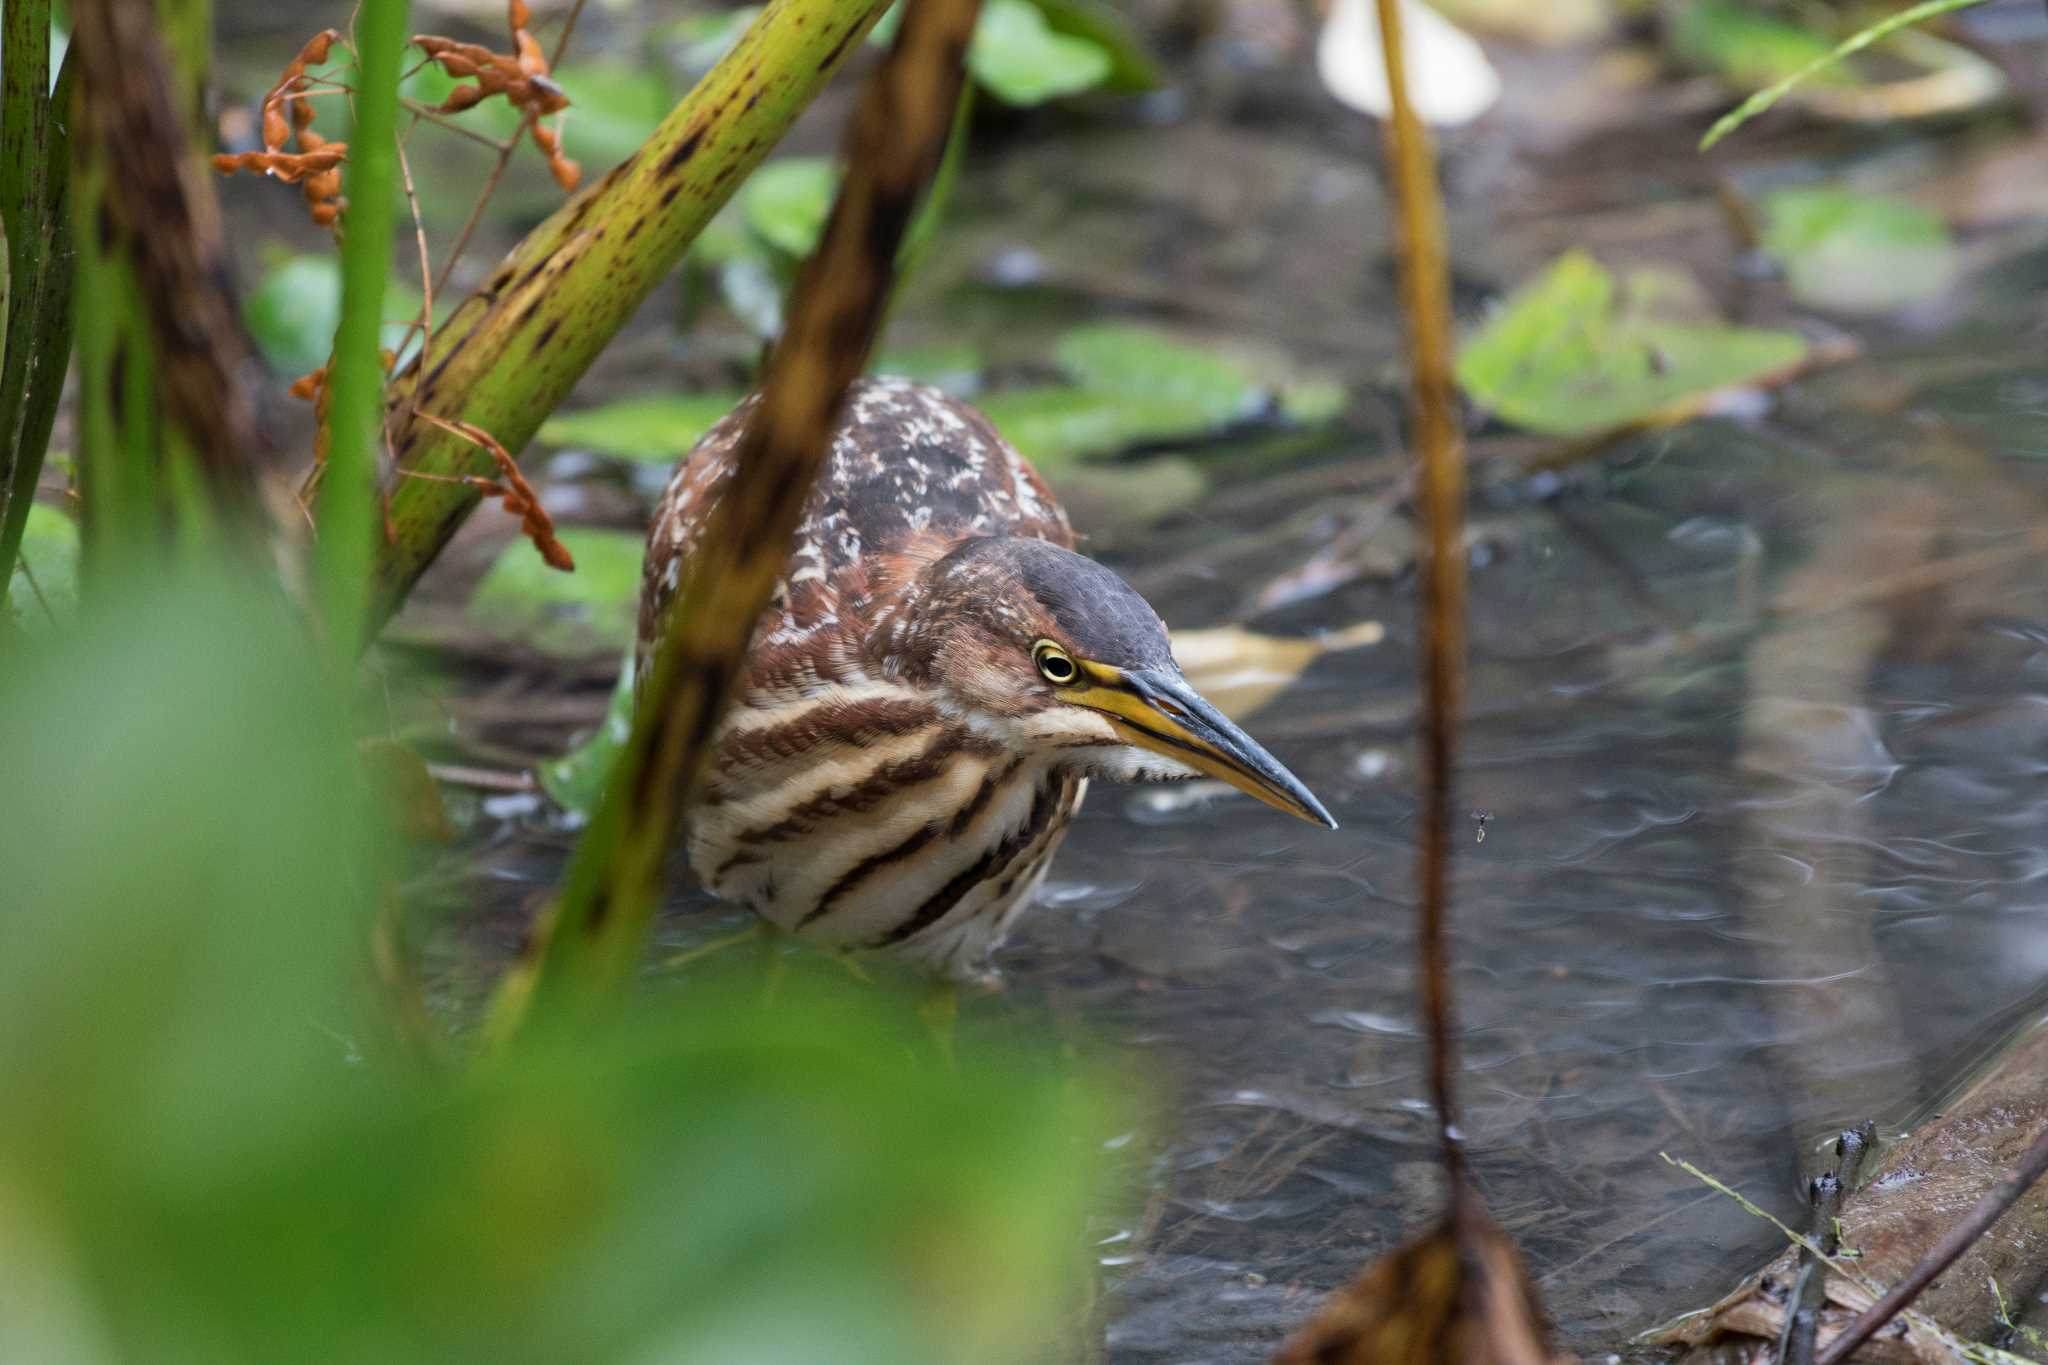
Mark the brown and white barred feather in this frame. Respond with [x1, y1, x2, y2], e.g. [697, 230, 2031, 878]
[636, 378, 1087, 977]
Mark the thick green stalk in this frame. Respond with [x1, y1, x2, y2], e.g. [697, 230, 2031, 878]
[369, 0, 891, 635]
[319, 0, 411, 660]
[486, 0, 983, 1041]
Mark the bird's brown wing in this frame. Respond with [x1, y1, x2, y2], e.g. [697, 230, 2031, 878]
[636, 377, 1071, 695]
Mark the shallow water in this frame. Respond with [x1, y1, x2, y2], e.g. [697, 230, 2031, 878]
[297, 9, 2048, 1356]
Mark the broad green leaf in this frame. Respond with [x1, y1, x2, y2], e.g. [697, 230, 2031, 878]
[975, 385, 1223, 468]
[1027, 0, 1163, 92]
[969, 0, 1113, 105]
[5, 501, 77, 630]
[1052, 323, 1265, 426]
[470, 527, 646, 655]
[744, 157, 837, 259]
[1456, 250, 1808, 437]
[540, 654, 636, 816]
[1761, 187, 1957, 314]
[243, 253, 423, 376]
[539, 392, 744, 463]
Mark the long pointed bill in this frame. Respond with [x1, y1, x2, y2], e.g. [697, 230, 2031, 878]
[1069, 663, 1338, 829]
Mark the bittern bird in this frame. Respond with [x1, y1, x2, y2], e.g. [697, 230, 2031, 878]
[638, 378, 1335, 979]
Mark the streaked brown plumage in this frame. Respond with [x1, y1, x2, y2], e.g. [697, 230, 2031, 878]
[638, 377, 1332, 978]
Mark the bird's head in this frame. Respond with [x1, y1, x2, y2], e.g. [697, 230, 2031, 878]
[892, 537, 1336, 828]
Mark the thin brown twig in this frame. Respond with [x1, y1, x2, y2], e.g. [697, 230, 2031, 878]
[398, 96, 514, 149]
[391, 124, 436, 400]
[1815, 1124, 2048, 1364]
[1375, 0, 1470, 1197]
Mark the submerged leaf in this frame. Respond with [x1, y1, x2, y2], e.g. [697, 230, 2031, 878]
[539, 392, 744, 463]
[1456, 250, 1808, 437]
[469, 527, 645, 655]
[1761, 187, 1958, 315]
[1275, 1199, 1561, 1364]
[974, 386, 1221, 468]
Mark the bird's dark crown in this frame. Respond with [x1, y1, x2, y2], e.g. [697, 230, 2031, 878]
[935, 536, 1172, 668]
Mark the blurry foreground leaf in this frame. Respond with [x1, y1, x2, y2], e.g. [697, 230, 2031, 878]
[1023, 0, 1161, 92]
[539, 392, 744, 463]
[1670, 0, 1844, 95]
[1274, 1200, 1562, 1364]
[0, 558, 1123, 1365]
[469, 526, 644, 655]
[539, 653, 636, 817]
[969, 0, 1112, 104]
[1456, 250, 1808, 437]
[6, 501, 78, 630]
[1761, 186, 1957, 315]
[244, 253, 423, 375]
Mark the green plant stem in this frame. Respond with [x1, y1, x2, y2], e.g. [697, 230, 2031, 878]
[1375, 0, 1468, 1197]
[367, 0, 893, 638]
[0, 6, 71, 630]
[1698, 0, 1990, 150]
[488, 0, 983, 1042]
[319, 0, 411, 660]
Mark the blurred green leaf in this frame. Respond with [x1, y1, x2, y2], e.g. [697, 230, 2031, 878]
[1046, 454, 1208, 533]
[470, 527, 645, 656]
[539, 393, 744, 463]
[0, 557, 1122, 1365]
[975, 385, 1221, 468]
[244, 253, 423, 376]
[1026, 0, 1162, 92]
[5, 501, 77, 630]
[667, 6, 765, 80]
[969, 0, 1113, 105]
[540, 654, 635, 816]
[876, 342, 985, 393]
[1761, 186, 1957, 314]
[1053, 322, 1265, 426]
[1457, 250, 1808, 437]
[550, 61, 676, 171]
[744, 157, 837, 259]
[1668, 1, 1846, 92]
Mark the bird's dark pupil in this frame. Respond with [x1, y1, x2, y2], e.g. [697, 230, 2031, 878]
[1042, 654, 1073, 682]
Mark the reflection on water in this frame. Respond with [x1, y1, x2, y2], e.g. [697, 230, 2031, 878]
[976, 284, 2048, 1358]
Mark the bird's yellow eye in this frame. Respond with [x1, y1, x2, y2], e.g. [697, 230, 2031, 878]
[1033, 640, 1078, 686]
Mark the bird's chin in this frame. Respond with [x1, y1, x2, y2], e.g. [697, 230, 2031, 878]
[1070, 743, 1204, 785]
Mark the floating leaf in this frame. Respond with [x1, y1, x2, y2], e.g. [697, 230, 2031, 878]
[1053, 322, 1265, 426]
[469, 526, 645, 655]
[1456, 250, 1808, 437]
[744, 157, 837, 259]
[1761, 187, 1958, 315]
[975, 386, 1222, 468]
[243, 253, 422, 376]
[6, 503, 78, 631]
[539, 392, 744, 463]
[1172, 621, 1386, 720]
[969, 0, 1113, 105]
[540, 653, 636, 817]
[1025, 0, 1161, 92]
[875, 343, 985, 393]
